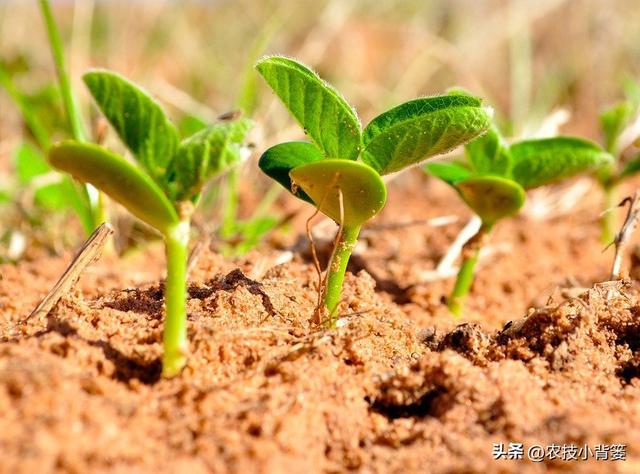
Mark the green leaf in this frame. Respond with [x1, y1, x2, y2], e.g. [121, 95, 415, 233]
[83, 70, 179, 184]
[620, 152, 640, 179]
[57, 179, 95, 233]
[510, 137, 613, 189]
[455, 176, 525, 225]
[15, 142, 50, 183]
[289, 159, 387, 226]
[49, 141, 179, 234]
[178, 114, 207, 137]
[424, 161, 472, 185]
[362, 94, 491, 175]
[465, 124, 511, 176]
[14, 142, 85, 213]
[234, 216, 279, 255]
[168, 119, 252, 201]
[600, 101, 632, 153]
[255, 56, 361, 160]
[446, 86, 474, 96]
[258, 141, 324, 203]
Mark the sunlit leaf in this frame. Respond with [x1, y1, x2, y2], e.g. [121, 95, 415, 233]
[168, 119, 252, 201]
[362, 94, 491, 175]
[289, 159, 386, 226]
[465, 124, 511, 176]
[256, 56, 362, 160]
[510, 137, 613, 189]
[83, 70, 179, 184]
[49, 141, 179, 234]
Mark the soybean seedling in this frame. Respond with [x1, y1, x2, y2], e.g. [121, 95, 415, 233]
[256, 56, 492, 327]
[48, 70, 252, 377]
[425, 123, 613, 316]
[595, 81, 640, 243]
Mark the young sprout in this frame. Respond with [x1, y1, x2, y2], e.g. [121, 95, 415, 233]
[595, 81, 640, 243]
[48, 70, 252, 377]
[256, 56, 492, 327]
[425, 123, 613, 316]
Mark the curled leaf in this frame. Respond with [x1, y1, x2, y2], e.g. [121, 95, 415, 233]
[168, 119, 253, 201]
[600, 101, 632, 154]
[465, 124, 511, 176]
[258, 141, 324, 203]
[424, 161, 472, 185]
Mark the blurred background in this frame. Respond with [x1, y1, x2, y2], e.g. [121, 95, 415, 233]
[1, 0, 639, 258]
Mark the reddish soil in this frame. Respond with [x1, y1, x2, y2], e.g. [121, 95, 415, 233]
[2, 173, 640, 473]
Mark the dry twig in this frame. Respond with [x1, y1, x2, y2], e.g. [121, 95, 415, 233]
[610, 190, 640, 280]
[27, 223, 114, 321]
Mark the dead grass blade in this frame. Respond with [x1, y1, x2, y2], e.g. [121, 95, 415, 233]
[610, 190, 640, 280]
[27, 223, 114, 321]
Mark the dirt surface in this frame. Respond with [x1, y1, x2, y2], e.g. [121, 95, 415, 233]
[2, 174, 640, 473]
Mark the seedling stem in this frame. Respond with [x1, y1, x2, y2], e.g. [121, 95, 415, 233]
[162, 220, 190, 377]
[324, 224, 360, 327]
[448, 223, 492, 317]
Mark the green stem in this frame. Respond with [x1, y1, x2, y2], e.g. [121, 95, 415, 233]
[0, 62, 97, 235]
[324, 225, 361, 328]
[448, 223, 492, 317]
[162, 221, 190, 377]
[601, 184, 617, 245]
[39, 0, 86, 142]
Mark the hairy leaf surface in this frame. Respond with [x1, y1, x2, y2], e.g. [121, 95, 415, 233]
[168, 119, 252, 201]
[362, 94, 491, 175]
[83, 70, 179, 185]
[256, 56, 361, 160]
[510, 137, 613, 189]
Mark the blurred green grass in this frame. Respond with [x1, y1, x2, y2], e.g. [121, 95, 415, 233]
[0, 0, 639, 256]
[1, 0, 639, 141]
